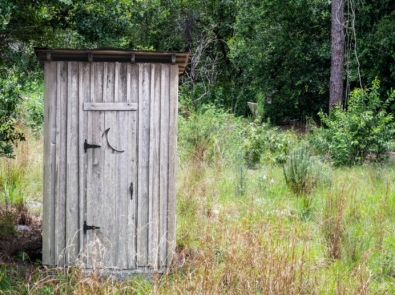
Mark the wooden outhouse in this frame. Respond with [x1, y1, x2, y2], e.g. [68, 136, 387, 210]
[35, 49, 189, 272]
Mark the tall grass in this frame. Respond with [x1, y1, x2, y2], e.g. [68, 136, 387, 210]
[0, 129, 43, 204]
[0, 130, 43, 237]
[4, 109, 395, 294]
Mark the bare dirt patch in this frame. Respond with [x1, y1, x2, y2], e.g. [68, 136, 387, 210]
[0, 204, 42, 264]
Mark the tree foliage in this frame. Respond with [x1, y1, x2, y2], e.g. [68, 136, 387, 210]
[229, 0, 331, 120]
[0, 68, 24, 158]
[312, 79, 395, 166]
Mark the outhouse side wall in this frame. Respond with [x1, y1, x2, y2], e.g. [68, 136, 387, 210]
[42, 61, 179, 269]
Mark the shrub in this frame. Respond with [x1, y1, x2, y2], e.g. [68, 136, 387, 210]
[0, 67, 24, 158]
[312, 78, 395, 166]
[282, 143, 332, 195]
[242, 122, 297, 167]
[20, 80, 44, 136]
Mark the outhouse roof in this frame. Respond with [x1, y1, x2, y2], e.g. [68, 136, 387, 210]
[35, 48, 190, 76]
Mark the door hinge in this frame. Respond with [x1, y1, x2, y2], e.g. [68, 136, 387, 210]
[84, 139, 101, 153]
[83, 221, 100, 234]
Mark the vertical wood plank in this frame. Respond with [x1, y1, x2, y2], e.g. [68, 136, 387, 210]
[102, 62, 117, 267]
[167, 65, 179, 266]
[85, 62, 94, 268]
[137, 64, 151, 266]
[115, 62, 127, 269]
[42, 61, 57, 266]
[88, 62, 105, 269]
[65, 61, 80, 264]
[55, 61, 67, 266]
[128, 63, 138, 268]
[78, 62, 90, 267]
[159, 64, 170, 267]
[148, 64, 161, 269]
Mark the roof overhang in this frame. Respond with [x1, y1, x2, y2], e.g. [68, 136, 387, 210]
[35, 48, 190, 76]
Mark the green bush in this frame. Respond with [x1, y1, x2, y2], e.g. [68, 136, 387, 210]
[312, 78, 395, 166]
[243, 122, 297, 167]
[0, 67, 24, 158]
[283, 143, 332, 195]
[20, 80, 44, 135]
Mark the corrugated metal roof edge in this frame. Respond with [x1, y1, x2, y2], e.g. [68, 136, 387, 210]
[34, 48, 190, 76]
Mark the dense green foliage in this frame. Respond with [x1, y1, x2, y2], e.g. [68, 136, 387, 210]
[0, 68, 24, 158]
[312, 79, 395, 166]
[242, 122, 297, 166]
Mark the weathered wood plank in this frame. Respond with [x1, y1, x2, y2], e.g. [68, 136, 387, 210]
[102, 62, 117, 267]
[55, 61, 67, 267]
[86, 62, 105, 269]
[137, 63, 151, 266]
[116, 63, 129, 269]
[42, 61, 57, 266]
[78, 62, 91, 267]
[84, 62, 94, 268]
[128, 63, 139, 269]
[159, 64, 170, 267]
[65, 62, 80, 265]
[83, 102, 137, 111]
[148, 64, 161, 269]
[167, 64, 179, 266]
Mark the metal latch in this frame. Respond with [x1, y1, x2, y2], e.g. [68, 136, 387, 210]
[84, 139, 101, 153]
[83, 221, 100, 234]
[129, 182, 133, 200]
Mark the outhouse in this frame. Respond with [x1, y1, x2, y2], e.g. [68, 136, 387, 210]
[35, 48, 189, 273]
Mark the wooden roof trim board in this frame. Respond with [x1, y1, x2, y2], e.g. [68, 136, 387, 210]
[34, 48, 190, 76]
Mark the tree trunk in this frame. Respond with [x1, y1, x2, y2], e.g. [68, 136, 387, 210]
[329, 0, 345, 112]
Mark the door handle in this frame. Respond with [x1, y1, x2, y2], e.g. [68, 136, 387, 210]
[129, 182, 133, 200]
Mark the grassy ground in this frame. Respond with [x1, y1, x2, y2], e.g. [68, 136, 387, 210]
[2, 118, 395, 294]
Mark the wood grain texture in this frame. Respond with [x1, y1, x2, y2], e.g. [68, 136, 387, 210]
[55, 61, 67, 267]
[116, 62, 127, 269]
[148, 64, 161, 269]
[128, 63, 139, 268]
[159, 64, 170, 267]
[137, 63, 151, 266]
[167, 64, 179, 266]
[86, 62, 105, 269]
[65, 61, 80, 265]
[83, 102, 137, 111]
[78, 62, 90, 267]
[42, 61, 57, 266]
[102, 62, 116, 267]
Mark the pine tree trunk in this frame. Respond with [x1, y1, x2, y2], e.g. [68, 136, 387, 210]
[329, 0, 345, 112]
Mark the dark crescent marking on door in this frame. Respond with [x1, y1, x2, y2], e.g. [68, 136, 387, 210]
[102, 128, 124, 155]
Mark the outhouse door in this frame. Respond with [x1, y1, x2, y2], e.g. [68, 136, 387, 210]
[82, 106, 137, 269]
